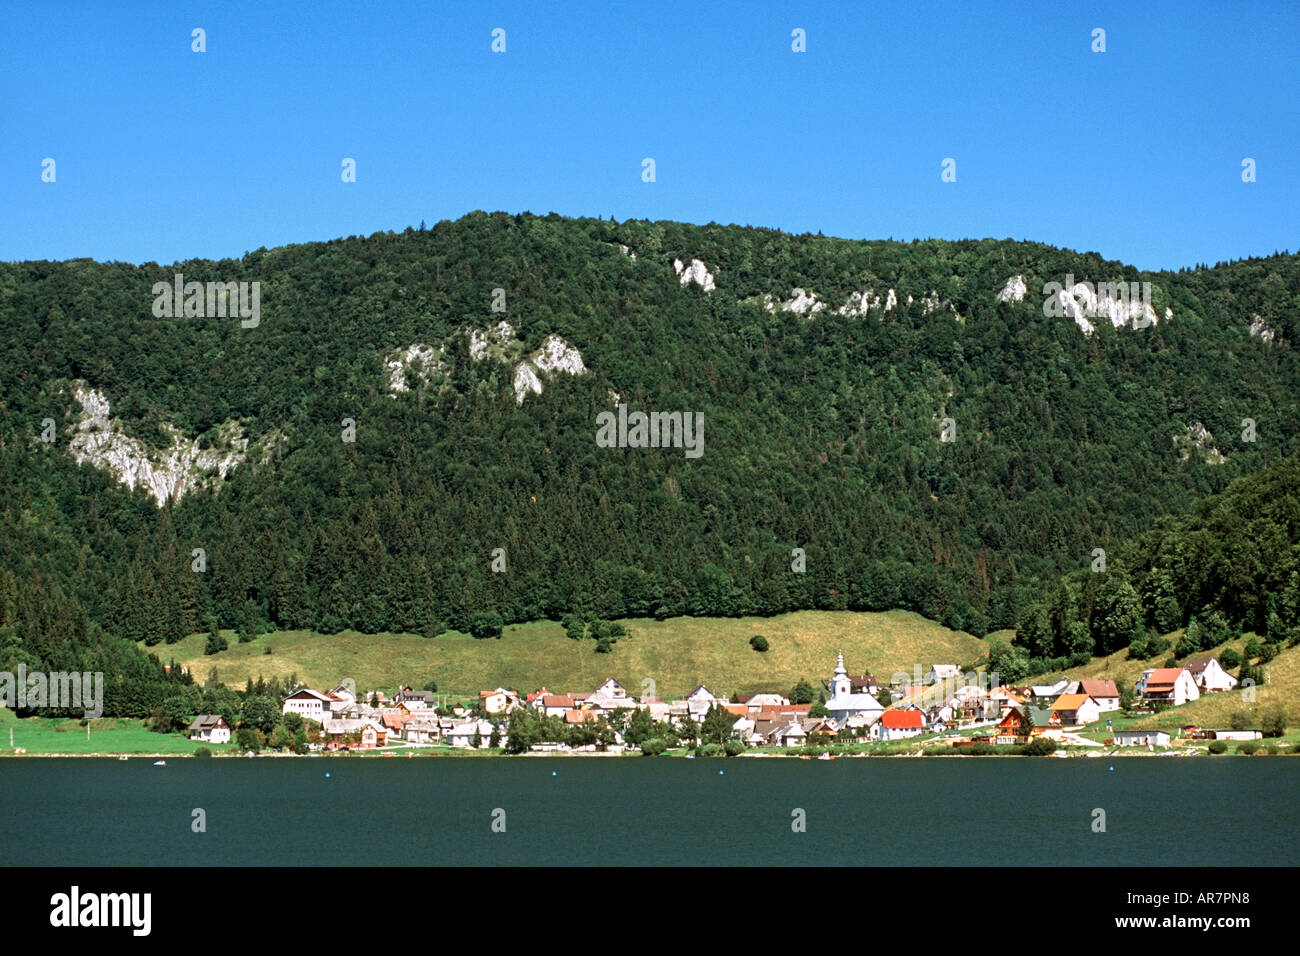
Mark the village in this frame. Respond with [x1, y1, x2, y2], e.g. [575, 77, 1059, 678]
[185, 652, 1274, 756]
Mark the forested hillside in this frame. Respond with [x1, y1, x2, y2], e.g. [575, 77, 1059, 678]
[1007, 449, 1300, 676]
[1, 211, 1298, 713]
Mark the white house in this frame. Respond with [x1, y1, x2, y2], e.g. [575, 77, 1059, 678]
[987, 687, 1024, 718]
[1049, 694, 1102, 727]
[735, 692, 788, 713]
[446, 718, 496, 749]
[683, 685, 720, 722]
[1137, 668, 1200, 707]
[1028, 679, 1070, 703]
[403, 715, 442, 744]
[1068, 680, 1121, 713]
[478, 688, 515, 715]
[1211, 729, 1261, 741]
[586, 678, 632, 713]
[282, 688, 333, 724]
[768, 715, 808, 748]
[188, 714, 231, 743]
[1184, 658, 1239, 693]
[927, 664, 962, 685]
[840, 710, 883, 738]
[1113, 730, 1170, 748]
[538, 694, 575, 717]
[395, 688, 435, 710]
[875, 709, 926, 740]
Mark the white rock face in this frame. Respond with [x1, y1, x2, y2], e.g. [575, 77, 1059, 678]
[996, 275, 1028, 303]
[618, 244, 636, 260]
[1174, 421, 1228, 465]
[836, 290, 879, 317]
[67, 383, 250, 507]
[468, 321, 517, 363]
[673, 258, 716, 292]
[510, 334, 588, 404]
[512, 362, 544, 403]
[531, 334, 586, 376]
[469, 328, 489, 361]
[1249, 314, 1278, 344]
[465, 322, 589, 404]
[884, 289, 898, 312]
[782, 287, 825, 315]
[1053, 282, 1161, 336]
[385, 344, 447, 392]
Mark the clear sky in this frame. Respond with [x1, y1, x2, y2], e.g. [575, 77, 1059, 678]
[3, 0, 1296, 271]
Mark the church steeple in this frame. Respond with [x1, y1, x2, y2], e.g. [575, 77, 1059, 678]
[831, 653, 850, 700]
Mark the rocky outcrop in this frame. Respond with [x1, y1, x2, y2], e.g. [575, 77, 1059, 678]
[66, 383, 255, 506]
[1249, 314, 1279, 344]
[385, 344, 448, 392]
[673, 258, 716, 292]
[1174, 421, 1227, 465]
[780, 288, 826, 315]
[512, 334, 587, 404]
[1029, 276, 1167, 336]
[996, 275, 1028, 303]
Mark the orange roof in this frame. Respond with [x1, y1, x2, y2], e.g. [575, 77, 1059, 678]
[1051, 694, 1093, 711]
[755, 704, 811, 717]
[1078, 680, 1118, 697]
[723, 704, 748, 717]
[565, 709, 599, 723]
[881, 710, 924, 729]
[479, 689, 504, 699]
[1144, 668, 1186, 688]
[541, 694, 574, 708]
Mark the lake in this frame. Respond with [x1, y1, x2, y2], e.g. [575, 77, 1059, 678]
[2, 757, 1297, 866]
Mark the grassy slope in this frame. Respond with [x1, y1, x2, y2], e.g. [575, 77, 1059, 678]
[1030, 631, 1300, 734]
[150, 610, 990, 700]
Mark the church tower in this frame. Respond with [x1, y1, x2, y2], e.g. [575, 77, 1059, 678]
[830, 652, 851, 700]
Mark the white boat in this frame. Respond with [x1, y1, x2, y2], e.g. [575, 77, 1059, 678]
[152, 760, 166, 766]
[817, 753, 833, 760]
[118, 755, 128, 761]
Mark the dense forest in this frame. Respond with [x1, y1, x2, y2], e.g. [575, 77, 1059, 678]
[996, 450, 1300, 681]
[1, 212, 1298, 714]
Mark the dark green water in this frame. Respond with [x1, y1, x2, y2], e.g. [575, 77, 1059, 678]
[2, 757, 1297, 866]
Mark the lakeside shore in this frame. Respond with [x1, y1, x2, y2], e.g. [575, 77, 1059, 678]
[0, 745, 1252, 759]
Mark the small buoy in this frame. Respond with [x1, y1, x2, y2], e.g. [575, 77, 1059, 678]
[325, 772, 331, 778]
[718, 770, 724, 775]
[551, 771, 557, 776]
[1108, 766, 1114, 771]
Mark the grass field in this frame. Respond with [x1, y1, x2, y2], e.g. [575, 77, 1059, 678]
[0, 708, 229, 755]
[147, 610, 991, 700]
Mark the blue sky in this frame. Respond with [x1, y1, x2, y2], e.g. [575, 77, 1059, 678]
[3, 0, 1296, 271]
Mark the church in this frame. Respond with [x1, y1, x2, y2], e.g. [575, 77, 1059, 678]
[825, 653, 885, 727]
